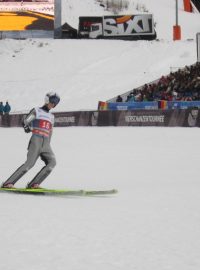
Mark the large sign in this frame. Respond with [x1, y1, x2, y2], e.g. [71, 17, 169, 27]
[78, 14, 156, 40]
[103, 14, 155, 36]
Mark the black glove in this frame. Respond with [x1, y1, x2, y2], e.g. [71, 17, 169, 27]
[23, 124, 31, 133]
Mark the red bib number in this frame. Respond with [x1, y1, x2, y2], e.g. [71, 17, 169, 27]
[39, 120, 52, 131]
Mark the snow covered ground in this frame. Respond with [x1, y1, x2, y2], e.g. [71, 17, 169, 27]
[0, 38, 197, 113]
[0, 0, 200, 269]
[1, 127, 200, 270]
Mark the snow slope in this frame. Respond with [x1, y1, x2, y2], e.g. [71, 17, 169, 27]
[0, 38, 197, 112]
[1, 127, 200, 270]
[0, 0, 199, 112]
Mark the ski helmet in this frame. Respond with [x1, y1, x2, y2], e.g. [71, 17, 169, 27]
[45, 92, 60, 106]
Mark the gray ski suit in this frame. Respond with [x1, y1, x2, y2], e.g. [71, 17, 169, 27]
[3, 106, 56, 188]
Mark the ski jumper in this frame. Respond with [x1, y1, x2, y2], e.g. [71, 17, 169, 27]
[4, 106, 56, 187]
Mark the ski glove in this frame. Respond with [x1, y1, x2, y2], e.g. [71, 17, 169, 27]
[23, 124, 31, 133]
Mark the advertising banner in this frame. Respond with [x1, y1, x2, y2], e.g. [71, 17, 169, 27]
[108, 102, 158, 110]
[103, 14, 155, 37]
[98, 110, 168, 126]
[97, 109, 200, 127]
[105, 101, 200, 110]
[1, 109, 200, 128]
[0, 113, 24, 127]
[0, 0, 54, 32]
[167, 100, 200, 109]
[54, 111, 99, 127]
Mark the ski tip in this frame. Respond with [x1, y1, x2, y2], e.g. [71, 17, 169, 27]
[84, 189, 118, 195]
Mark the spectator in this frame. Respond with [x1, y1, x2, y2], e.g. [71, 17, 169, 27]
[126, 93, 132, 102]
[116, 95, 123, 102]
[123, 62, 200, 103]
[0, 102, 4, 115]
[4, 101, 11, 115]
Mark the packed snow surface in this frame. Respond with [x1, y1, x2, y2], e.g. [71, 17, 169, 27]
[1, 127, 200, 270]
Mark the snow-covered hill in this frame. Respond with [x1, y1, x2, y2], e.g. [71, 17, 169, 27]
[62, 0, 200, 40]
[0, 0, 199, 113]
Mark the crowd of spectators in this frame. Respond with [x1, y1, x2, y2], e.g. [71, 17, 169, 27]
[0, 101, 11, 115]
[116, 62, 200, 103]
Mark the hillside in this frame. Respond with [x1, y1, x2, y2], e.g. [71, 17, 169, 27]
[0, 0, 199, 112]
[62, 0, 200, 39]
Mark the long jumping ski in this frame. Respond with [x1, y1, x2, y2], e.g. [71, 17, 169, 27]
[0, 187, 118, 196]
